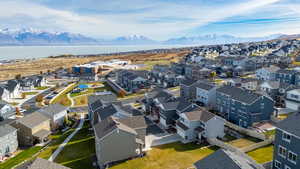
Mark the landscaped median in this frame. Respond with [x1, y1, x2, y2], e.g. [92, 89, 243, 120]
[110, 142, 218, 169]
[50, 83, 77, 106]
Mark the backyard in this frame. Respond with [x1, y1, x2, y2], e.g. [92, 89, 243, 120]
[247, 144, 274, 164]
[110, 142, 218, 169]
[227, 137, 261, 149]
[54, 122, 96, 169]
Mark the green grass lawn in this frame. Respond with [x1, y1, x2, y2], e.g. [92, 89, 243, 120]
[247, 145, 274, 164]
[264, 130, 276, 139]
[51, 83, 77, 106]
[110, 143, 218, 169]
[54, 122, 96, 169]
[23, 91, 39, 95]
[35, 86, 49, 90]
[0, 146, 42, 169]
[228, 136, 261, 149]
[38, 129, 75, 159]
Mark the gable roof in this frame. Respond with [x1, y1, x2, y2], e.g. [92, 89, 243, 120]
[217, 85, 261, 104]
[37, 103, 68, 117]
[276, 112, 300, 137]
[16, 112, 50, 129]
[181, 78, 197, 86]
[115, 116, 147, 129]
[184, 109, 216, 122]
[194, 149, 259, 169]
[195, 82, 215, 91]
[27, 158, 71, 169]
[94, 117, 137, 140]
[0, 124, 16, 138]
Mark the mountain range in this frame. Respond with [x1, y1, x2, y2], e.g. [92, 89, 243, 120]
[0, 28, 288, 46]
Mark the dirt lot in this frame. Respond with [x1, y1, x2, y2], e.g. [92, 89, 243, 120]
[0, 51, 188, 81]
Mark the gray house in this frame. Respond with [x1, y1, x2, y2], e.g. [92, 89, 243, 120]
[0, 124, 18, 160]
[194, 149, 259, 169]
[216, 85, 275, 128]
[117, 70, 150, 93]
[273, 112, 300, 169]
[0, 100, 15, 121]
[94, 116, 147, 168]
[180, 78, 198, 100]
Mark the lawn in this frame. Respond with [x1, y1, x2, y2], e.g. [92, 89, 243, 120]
[51, 83, 77, 106]
[264, 130, 276, 139]
[54, 122, 96, 169]
[110, 143, 218, 169]
[138, 58, 179, 71]
[247, 145, 274, 164]
[0, 146, 42, 169]
[228, 137, 260, 149]
[70, 82, 113, 97]
[73, 95, 88, 106]
[38, 129, 75, 159]
[23, 91, 39, 96]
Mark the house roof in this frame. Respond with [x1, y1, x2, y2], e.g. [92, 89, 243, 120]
[115, 116, 147, 129]
[37, 103, 68, 117]
[27, 158, 71, 169]
[194, 149, 259, 169]
[181, 78, 197, 86]
[276, 112, 300, 137]
[5, 80, 19, 92]
[184, 109, 216, 122]
[217, 85, 261, 104]
[145, 88, 173, 99]
[0, 124, 16, 138]
[94, 117, 137, 140]
[195, 82, 215, 91]
[96, 104, 119, 121]
[0, 100, 9, 109]
[263, 66, 280, 73]
[16, 112, 50, 129]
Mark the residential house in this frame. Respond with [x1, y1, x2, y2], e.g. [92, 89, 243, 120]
[273, 112, 300, 169]
[0, 124, 18, 160]
[1, 80, 22, 99]
[171, 62, 186, 75]
[88, 92, 117, 125]
[195, 81, 217, 108]
[285, 88, 300, 111]
[94, 116, 147, 168]
[256, 66, 280, 81]
[275, 69, 298, 85]
[176, 109, 225, 143]
[194, 149, 260, 169]
[216, 85, 274, 128]
[0, 87, 10, 101]
[11, 112, 51, 146]
[19, 75, 47, 91]
[23, 158, 71, 169]
[117, 70, 149, 93]
[0, 100, 15, 121]
[180, 78, 198, 100]
[37, 103, 69, 130]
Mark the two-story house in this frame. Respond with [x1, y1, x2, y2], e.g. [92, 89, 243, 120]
[37, 103, 69, 131]
[285, 88, 300, 111]
[256, 66, 280, 81]
[273, 112, 300, 169]
[275, 69, 298, 85]
[216, 85, 275, 128]
[0, 86, 10, 102]
[0, 101, 15, 121]
[176, 109, 225, 143]
[180, 78, 198, 101]
[117, 70, 149, 93]
[195, 82, 217, 108]
[0, 124, 18, 160]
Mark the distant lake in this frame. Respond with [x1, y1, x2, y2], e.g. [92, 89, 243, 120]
[0, 45, 191, 60]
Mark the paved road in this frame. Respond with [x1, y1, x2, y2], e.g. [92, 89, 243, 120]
[48, 113, 84, 162]
[21, 88, 53, 115]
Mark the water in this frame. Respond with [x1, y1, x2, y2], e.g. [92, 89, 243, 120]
[0, 45, 190, 60]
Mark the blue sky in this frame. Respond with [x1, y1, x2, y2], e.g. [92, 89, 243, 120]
[0, 0, 300, 40]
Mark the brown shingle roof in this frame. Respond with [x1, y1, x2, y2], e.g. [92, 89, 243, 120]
[184, 109, 215, 122]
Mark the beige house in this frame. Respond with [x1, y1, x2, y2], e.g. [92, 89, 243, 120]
[11, 112, 51, 146]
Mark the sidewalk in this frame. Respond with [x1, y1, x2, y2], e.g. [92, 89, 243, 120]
[48, 113, 84, 162]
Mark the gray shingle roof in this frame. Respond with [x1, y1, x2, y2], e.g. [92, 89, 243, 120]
[16, 112, 50, 129]
[27, 158, 71, 169]
[184, 109, 215, 122]
[181, 78, 197, 86]
[194, 149, 259, 169]
[276, 112, 300, 137]
[0, 124, 16, 138]
[195, 82, 215, 91]
[115, 116, 147, 129]
[37, 103, 68, 117]
[217, 85, 261, 104]
[94, 117, 137, 140]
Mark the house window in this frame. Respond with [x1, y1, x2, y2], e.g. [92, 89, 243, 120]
[288, 151, 297, 164]
[282, 132, 291, 142]
[278, 146, 287, 158]
[274, 160, 281, 169]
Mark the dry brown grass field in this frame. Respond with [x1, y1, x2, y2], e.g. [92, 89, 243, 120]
[0, 51, 188, 81]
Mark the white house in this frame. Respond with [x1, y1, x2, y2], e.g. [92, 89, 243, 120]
[285, 89, 300, 111]
[37, 103, 68, 130]
[0, 87, 10, 102]
[176, 109, 225, 143]
[0, 101, 15, 120]
[255, 66, 280, 81]
[195, 82, 217, 108]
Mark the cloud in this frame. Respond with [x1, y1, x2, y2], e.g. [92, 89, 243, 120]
[0, 0, 292, 40]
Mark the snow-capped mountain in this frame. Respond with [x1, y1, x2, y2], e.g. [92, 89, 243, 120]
[107, 35, 158, 45]
[163, 34, 282, 45]
[0, 28, 98, 45]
